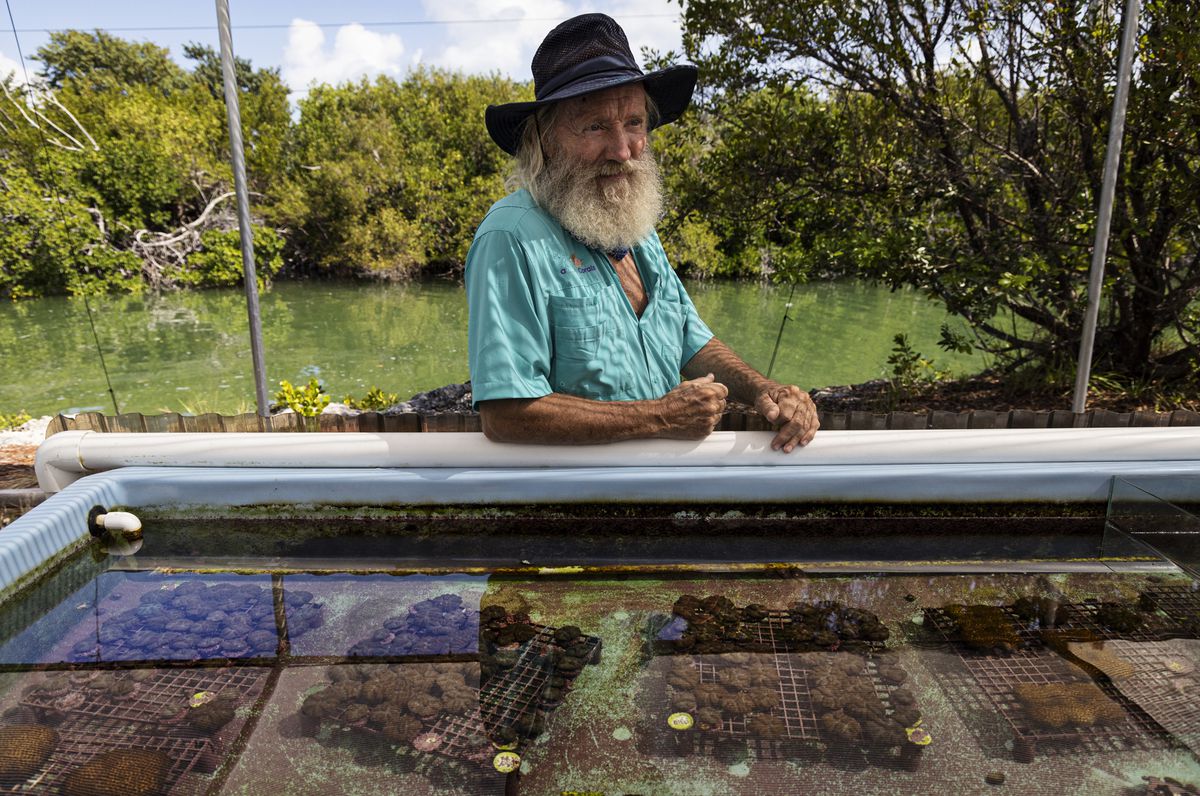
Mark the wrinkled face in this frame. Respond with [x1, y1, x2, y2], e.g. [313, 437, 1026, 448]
[549, 83, 650, 178]
[533, 83, 662, 252]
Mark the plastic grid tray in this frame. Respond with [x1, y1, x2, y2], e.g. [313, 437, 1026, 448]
[1104, 639, 1200, 755]
[4, 713, 212, 795]
[923, 605, 1040, 652]
[655, 609, 889, 657]
[924, 607, 1175, 760]
[1139, 586, 1200, 636]
[426, 710, 492, 763]
[322, 623, 601, 766]
[655, 651, 918, 764]
[1058, 600, 1192, 642]
[22, 665, 269, 726]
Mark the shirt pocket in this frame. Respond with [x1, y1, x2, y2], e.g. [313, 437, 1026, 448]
[548, 289, 615, 398]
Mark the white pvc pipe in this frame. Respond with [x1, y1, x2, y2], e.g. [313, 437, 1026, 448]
[34, 427, 1200, 493]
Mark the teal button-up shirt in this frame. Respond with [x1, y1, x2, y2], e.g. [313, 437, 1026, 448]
[466, 190, 713, 406]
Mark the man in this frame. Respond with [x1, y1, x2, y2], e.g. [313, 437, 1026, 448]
[466, 13, 819, 452]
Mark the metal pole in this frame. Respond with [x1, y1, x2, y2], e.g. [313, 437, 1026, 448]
[1072, 0, 1140, 415]
[216, 0, 270, 417]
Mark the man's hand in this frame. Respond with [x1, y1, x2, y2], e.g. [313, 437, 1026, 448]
[654, 373, 728, 439]
[756, 383, 820, 452]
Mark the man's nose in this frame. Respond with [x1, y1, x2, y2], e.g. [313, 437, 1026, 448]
[603, 127, 634, 161]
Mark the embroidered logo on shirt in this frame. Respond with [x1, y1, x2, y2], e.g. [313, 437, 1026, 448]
[561, 253, 595, 275]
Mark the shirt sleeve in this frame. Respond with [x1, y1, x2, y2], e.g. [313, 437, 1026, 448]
[466, 230, 554, 408]
[654, 235, 714, 364]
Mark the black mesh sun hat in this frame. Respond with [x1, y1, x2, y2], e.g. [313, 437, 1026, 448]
[485, 13, 698, 155]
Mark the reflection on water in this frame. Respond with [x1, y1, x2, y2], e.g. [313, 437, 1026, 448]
[0, 279, 986, 417]
[1, 554, 1198, 794]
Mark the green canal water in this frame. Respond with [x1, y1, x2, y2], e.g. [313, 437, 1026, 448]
[0, 279, 987, 418]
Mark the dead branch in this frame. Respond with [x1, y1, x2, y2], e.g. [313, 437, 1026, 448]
[130, 191, 251, 290]
[1, 82, 85, 151]
[1, 81, 99, 152]
[41, 91, 98, 150]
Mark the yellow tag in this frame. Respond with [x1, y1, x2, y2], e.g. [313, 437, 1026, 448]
[189, 691, 215, 708]
[493, 751, 521, 773]
[667, 712, 694, 731]
[905, 724, 931, 746]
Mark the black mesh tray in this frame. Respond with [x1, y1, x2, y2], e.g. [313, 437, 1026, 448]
[2, 713, 214, 795]
[651, 609, 889, 657]
[923, 604, 1177, 761]
[21, 665, 268, 726]
[641, 651, 924, 770]
[315, 621, 601, 769]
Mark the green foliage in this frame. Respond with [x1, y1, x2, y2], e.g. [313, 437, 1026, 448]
[272, 378, 329, 417]
[1, 30, 289, 298]
[343, 387, 399, 411]
[71, 80, 229, 233]
[885, 333, 951, 409]
[0, 410, 32, 431]
[677, 0, 1200, 383]
[279, 69, 526, 278]
[938, 324, 975, 356]
[181, 43, 291, 187]
[36, 30, 186, 92]
[178, 227, 284, 288]
[0, 160, 142, 298]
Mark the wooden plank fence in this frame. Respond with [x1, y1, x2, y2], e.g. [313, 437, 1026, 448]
[44, 408, 1200, 437]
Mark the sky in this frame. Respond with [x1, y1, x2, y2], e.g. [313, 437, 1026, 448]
[0, 0, 688, 100]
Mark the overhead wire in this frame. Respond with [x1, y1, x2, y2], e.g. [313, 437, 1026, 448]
[4, 0, 120, 415]
[9, 13, 678, 34]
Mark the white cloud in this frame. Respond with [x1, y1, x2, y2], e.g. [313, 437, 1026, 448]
[422, 0, 570, 79]
[282, 19, 406, 94]
[586, 0, 685, 66]
[419, 0, 684, 80]
[0, 49, 25, 85]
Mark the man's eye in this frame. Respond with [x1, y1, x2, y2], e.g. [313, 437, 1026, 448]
[628, 117, 644, 128]
[586, 123, 604, 133]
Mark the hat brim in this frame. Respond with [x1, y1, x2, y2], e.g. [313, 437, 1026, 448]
[485, 64, 698, 156]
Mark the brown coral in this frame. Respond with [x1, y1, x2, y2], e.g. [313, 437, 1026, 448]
[944, 604, 1021, 654]
[820, 709, 862, 744]
[694, 683, 726, 708]
[439, 689, 476, 715]
[0, 724, 57, 783]
[1014, 682, 1125, 729]
[666, 666, 700, 690]
[62, 750, 169, 796]
[719, 692, 757, 715]
[747, 713, 787, 738]
[381, 715, 424, 744]
[406, 694, 442, 720]
[748, 687, 780, 711]
[719, 668, 753, 689]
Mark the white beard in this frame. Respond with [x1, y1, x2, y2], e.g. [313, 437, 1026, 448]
[533, 147, 664, 252]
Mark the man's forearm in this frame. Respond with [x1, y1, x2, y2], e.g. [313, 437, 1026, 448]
[479, 373, 730, 445]
[682, 338, 773, 404]
[479, 393, 668, 445]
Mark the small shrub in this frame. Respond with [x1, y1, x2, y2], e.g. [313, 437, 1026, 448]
[343, 387, 398, 411]
[883, 333, 951, 410]
[0, 410, 32, 431]
[272, 378, 329, 417]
